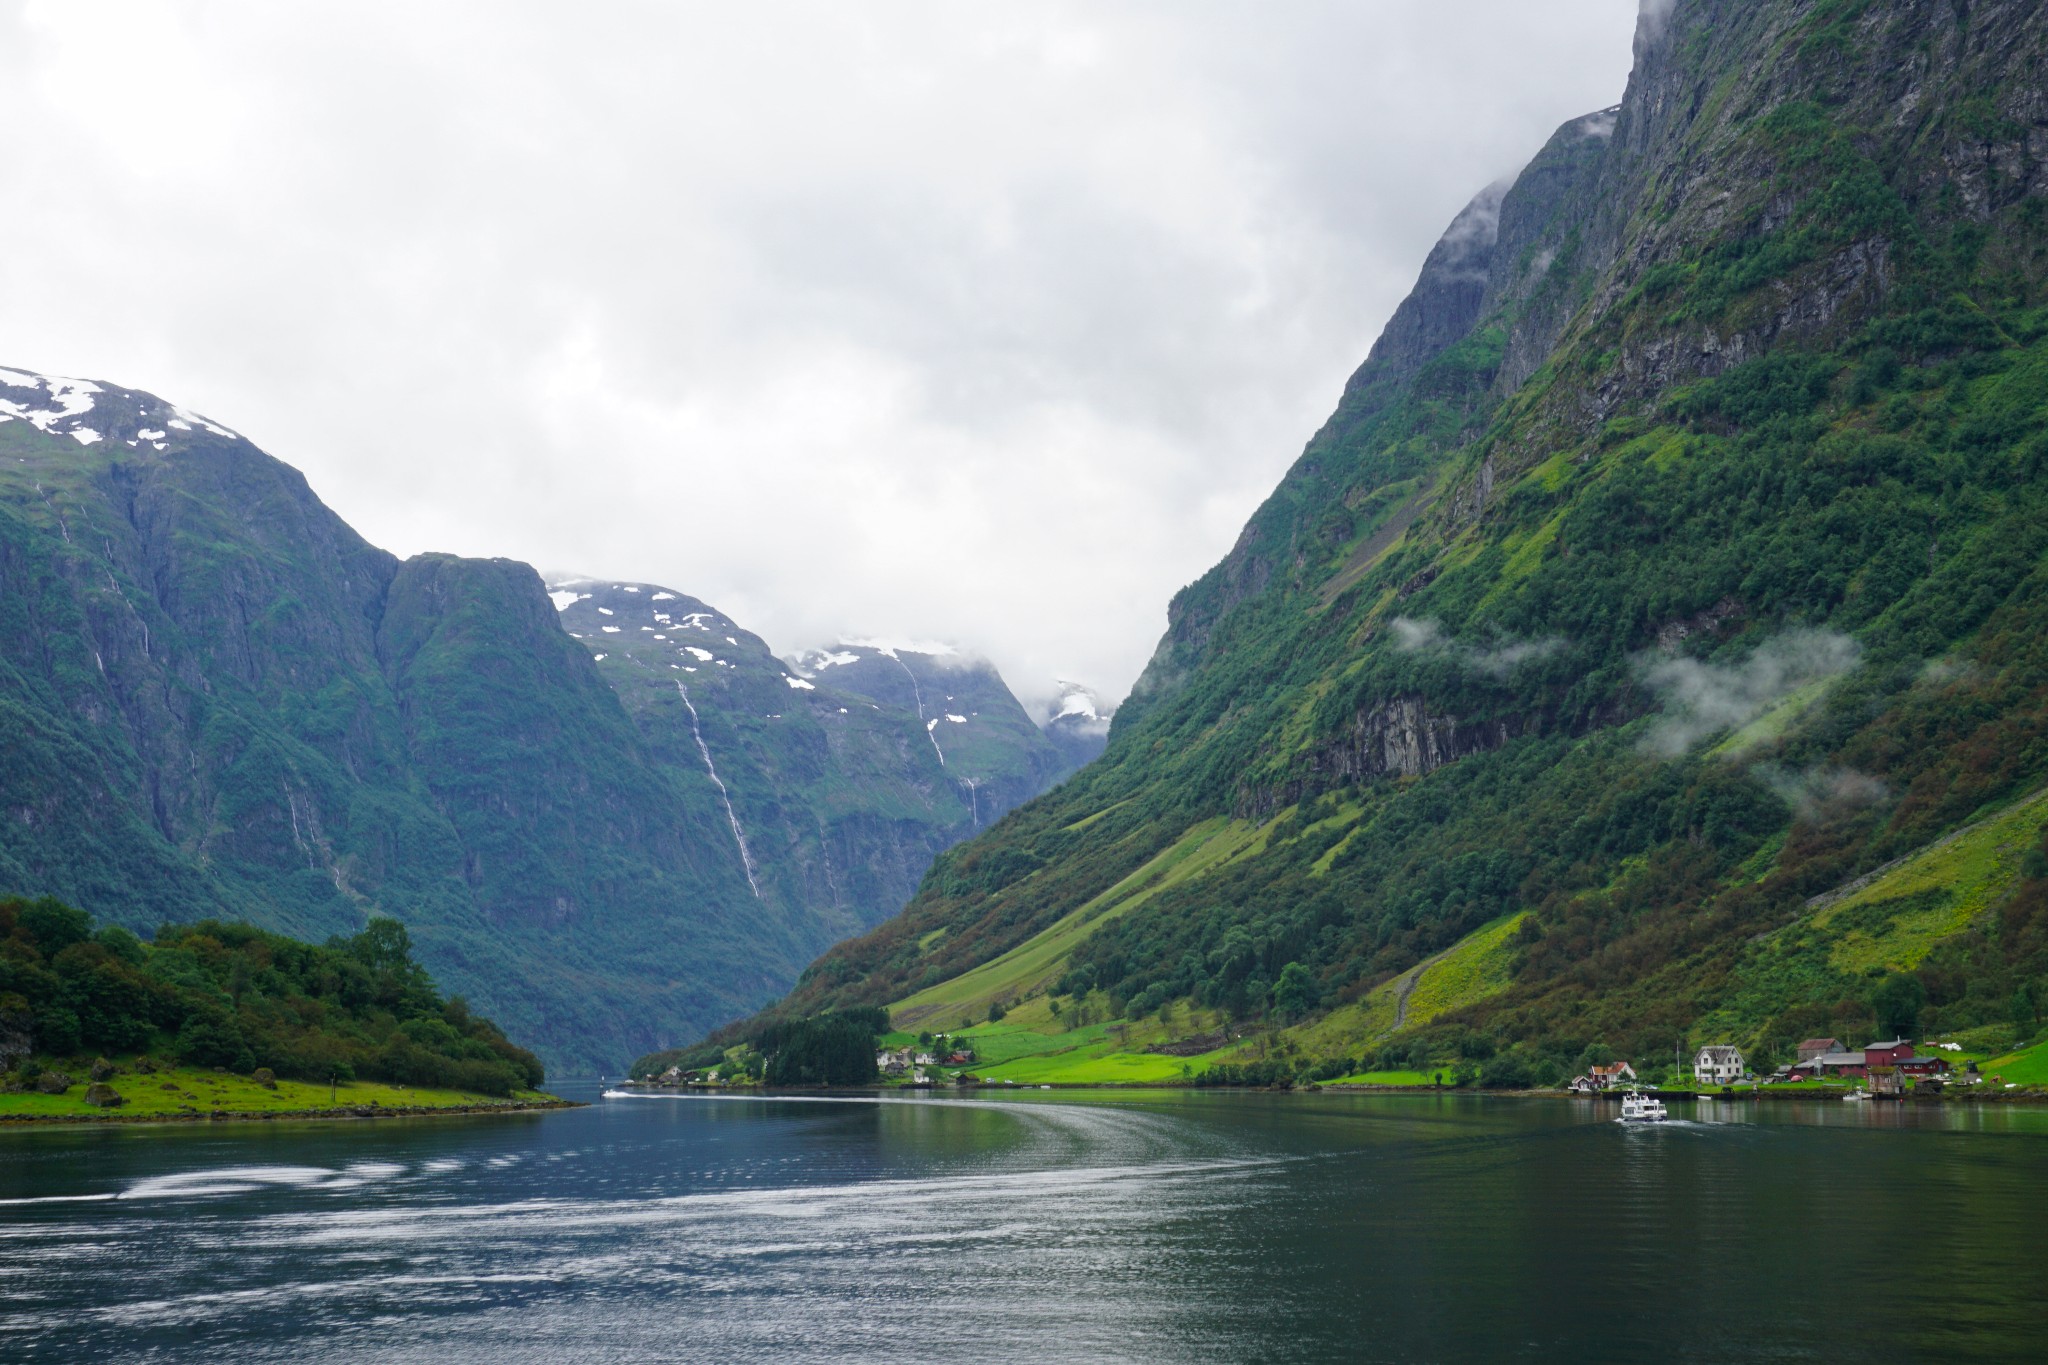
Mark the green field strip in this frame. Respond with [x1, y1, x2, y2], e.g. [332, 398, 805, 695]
[891, 817, 1256, 1026]
[0, 1064, 553, 1121]
[1400, 911, 1529, 1027]
[1813, 789, 2048, 973]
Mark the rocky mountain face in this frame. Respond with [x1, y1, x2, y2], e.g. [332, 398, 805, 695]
[0, 372, 1082, 1070]
[551, 584, 1072, 953]
[740, 0, 2048, 1071]
[789, 641, 1073, 820]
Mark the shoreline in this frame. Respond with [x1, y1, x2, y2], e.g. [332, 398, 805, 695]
[0, 1098, 585, 1128]
[613, 1079, 2048, 1104]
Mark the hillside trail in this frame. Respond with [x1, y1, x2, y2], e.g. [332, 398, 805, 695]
[1389, 962, 1428, 1033]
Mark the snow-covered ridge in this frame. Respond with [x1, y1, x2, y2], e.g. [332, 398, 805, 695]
[0, 369, 103, 446]
[1045, 680, 1113, 731]
[0, 366, 240, 449]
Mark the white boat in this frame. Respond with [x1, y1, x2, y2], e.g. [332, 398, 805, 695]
[1616, 1091, 1669, 1124]
[1843, 1088, 1872, 1103]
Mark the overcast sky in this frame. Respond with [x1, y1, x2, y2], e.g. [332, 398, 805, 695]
[0, 1, 1639, 712]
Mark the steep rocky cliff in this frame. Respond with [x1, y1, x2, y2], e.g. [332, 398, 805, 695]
[734, 0, 2048, 1075]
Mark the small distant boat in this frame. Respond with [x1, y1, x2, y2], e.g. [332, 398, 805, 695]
[1616, 1091, 1669, 1124]
[1843, 1089, 1872, 1103]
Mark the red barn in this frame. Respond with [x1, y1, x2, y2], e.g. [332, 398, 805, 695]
[1865, 1039, 1915, 1068]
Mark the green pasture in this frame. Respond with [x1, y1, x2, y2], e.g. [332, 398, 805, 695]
[0, 1062, 556, 1121]
[1982, 1036, 2048, 1087]
[1816, 787, 2048, 974]
[891, 817, 1263, 1028]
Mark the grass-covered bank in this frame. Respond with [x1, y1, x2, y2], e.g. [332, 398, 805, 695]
[2, 896, 554, 1118]
[0, 1058, 568, 1124]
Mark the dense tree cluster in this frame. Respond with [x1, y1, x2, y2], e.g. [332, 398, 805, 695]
[0, 897, 543, 1096]
[633, 1006, 888, 1086]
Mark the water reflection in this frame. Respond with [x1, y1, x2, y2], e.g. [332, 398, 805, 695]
[2, 1089, 2045, 1362]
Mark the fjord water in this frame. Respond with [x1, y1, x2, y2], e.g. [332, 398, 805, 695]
[3, 1088, 2044, 1363]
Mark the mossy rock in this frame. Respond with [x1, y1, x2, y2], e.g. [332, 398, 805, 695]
[134, 1056, 158, 1075]
[83, 1082, 125, 1108]
[252, 1068, 277, 1089]
[35, 1071, 72, 1095]
[89, 1057, 117, 1081]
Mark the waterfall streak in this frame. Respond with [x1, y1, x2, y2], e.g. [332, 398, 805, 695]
[675, 682, 761, 898]
[893, 656, 947, 767]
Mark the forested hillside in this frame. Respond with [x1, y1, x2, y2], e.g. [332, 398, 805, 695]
[0, 373, 1079, 1072]
[0, 896, 544, 1096]
[730, 0, 2048, 1083]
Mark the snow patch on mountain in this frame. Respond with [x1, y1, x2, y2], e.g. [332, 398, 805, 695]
[0, 369, 104, 439]
[1045, 680, 1112, 730]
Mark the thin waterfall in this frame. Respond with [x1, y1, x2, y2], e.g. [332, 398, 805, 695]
[892, 655, 947, 766]
[675, 681, 761, 899]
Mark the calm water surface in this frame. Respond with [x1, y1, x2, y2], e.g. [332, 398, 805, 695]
[2, 1084, 2044, 1363]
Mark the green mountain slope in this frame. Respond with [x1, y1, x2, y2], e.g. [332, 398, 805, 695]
[0, 379, 1082, 1072]
[731, 0, 2048, 1080]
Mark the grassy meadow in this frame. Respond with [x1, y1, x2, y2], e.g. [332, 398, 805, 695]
[1, 1060, 561, 1122]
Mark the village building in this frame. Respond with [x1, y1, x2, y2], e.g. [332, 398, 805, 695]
[1785, 1040, 1954, 1082]
[1795, 1038, 1841, 1063]
[1808, 1050, 1869, 1078]
[1587, 1062, 1636, 1090]
[1694, 1045, 1745, 1087]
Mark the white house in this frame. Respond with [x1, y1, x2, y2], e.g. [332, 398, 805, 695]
[1694, 1045, 1745, 1086]
[1588, 1061, 1637, 1090]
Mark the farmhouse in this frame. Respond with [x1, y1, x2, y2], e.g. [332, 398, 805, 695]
[1694, 1045, 1745, 1086]
[1784, 1039, 1954, 1082]
[1569, 1061, 1639, 1094]
[1795, 1038, 1841, 1063]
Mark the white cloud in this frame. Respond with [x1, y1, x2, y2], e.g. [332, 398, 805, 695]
[1391, 616, 1561, 677]
[1754, 765, 1890, 823]
[0, 1, 1637, 713]
[1639, 630, 1862, 757]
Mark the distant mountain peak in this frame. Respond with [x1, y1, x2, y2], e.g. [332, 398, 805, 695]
[1048, 679, 1112, 727]
[0, 365, 242, 449]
